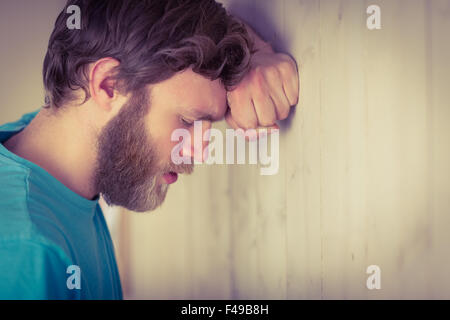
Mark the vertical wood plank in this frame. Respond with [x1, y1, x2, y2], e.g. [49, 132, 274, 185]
[186, 121, 233, 299]
[319, 0, 370, 299]
[428, 0, 450, 298]
[284, 0, 323, 299]
[363, 0, 430, 298]
[225, 0, 289, 299]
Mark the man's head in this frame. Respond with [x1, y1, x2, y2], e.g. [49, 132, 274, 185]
[43, 0, 254, 212]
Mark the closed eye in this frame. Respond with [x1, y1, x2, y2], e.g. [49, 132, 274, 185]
[180, 116, 194, 127]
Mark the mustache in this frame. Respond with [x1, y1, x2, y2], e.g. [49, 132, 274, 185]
[163, 162, 194, 175]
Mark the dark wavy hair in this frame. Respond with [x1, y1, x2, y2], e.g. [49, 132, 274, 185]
[43, 0, 255, 108]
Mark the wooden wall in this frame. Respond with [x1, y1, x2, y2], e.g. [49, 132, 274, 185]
[118, 0, 450, 299]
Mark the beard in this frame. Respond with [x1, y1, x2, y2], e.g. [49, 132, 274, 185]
[93, 88, 193, 212]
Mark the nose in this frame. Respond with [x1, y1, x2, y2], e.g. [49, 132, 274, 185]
[181, 120, 211, 163]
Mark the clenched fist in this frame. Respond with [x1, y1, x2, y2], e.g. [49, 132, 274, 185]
[225, 50, 299, 138]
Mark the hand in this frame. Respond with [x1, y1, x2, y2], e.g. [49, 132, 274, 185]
[225, 51, 299, 139]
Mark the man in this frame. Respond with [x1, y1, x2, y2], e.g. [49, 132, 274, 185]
[0, 0, 298, 299]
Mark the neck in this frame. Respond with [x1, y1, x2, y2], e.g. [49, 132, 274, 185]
[4, 106, 100, 200]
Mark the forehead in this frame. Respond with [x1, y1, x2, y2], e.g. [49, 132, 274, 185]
[150, 68, 227, 120]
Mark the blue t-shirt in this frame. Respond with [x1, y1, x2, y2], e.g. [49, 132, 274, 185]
[0, 110, 123, 299]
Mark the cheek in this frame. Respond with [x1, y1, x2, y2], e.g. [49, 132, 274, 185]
[145, 110, 192, 164]
[148, 126, 181, 164]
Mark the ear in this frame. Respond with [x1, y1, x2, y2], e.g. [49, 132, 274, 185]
[88, 57, 121, 111]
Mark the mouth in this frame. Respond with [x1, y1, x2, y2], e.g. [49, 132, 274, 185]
[162, 171, 178, 184]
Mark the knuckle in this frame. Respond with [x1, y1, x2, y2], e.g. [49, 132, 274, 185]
[231, 108, 257, 130]
[264, 66, 279, 80]
[270, 113, 278, 124]
[279, 107, 290, 120]
[251, 67, 266, 87]
[243, 118, 258, 130]
[289, 92, 299, 106]
[279, 61, 294, 76]
[253, 77, 266, 92]
[260, 116, 276, 127]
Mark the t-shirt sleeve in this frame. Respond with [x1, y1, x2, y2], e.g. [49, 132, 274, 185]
[0, 239, 80, 299]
